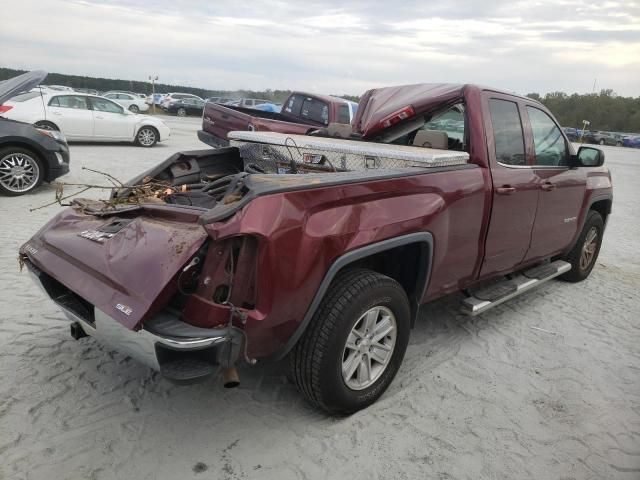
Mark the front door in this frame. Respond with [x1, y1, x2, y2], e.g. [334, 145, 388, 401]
[89, 97, 133, 140]
[480, 95, 539, 277]
[522, 105, 586, 261]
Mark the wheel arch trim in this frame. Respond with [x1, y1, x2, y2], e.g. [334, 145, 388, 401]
[271, 232, 434, 360]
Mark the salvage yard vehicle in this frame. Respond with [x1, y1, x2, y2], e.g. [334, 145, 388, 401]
[0, 71, 70, 195]
[167, 97, 206, 117]
[3, 91, 170, 147]
[103, 92, 150, 113]
[161, 92, 204, 110]
[20, 83, 612, 414]
[198, 91, 358, 147]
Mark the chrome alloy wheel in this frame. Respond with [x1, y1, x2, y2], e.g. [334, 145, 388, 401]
[580, 226, 598, 270]
[0, 153, 40, 193]
[137, 127, 156, 146]
[342, 306, 397, 390]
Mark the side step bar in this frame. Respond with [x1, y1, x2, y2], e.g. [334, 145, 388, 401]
[461, 260, 571, 316]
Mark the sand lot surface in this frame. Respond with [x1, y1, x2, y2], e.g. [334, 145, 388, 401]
[1, 118, 639, 480]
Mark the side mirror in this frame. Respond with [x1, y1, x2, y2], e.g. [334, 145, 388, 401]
[574, 146, 605, 167]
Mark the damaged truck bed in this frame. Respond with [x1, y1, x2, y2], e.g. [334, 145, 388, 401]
[20, 84, 612, 414]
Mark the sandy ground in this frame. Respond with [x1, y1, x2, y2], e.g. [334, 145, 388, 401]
[1, 119, 639, 480]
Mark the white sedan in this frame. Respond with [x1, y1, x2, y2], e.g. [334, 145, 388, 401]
[102, 92, 149, 114]
[3, 92, 169, 147]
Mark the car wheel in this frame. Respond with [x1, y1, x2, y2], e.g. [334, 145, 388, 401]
[290, 268, 411, 414]
[559, 210, 604, 283]
[129, 105, 140, 114]
[177, 108, 187, 117]
[599, 139, 605, 145]
[616, 141, 622, 147]
[33, 121, 59, 131]
[135, 126, 158, 147]
[0, 147, 44, 196]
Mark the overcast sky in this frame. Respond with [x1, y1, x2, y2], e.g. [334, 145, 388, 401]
[2, 0, 639, 96]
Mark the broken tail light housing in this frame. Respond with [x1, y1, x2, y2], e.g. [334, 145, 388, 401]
[378, 105, 415, 129]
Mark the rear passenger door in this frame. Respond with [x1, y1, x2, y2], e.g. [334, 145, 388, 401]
[480, 94, 540, 277]
[522, 105, 586, 261]
[47, 95, 94, 139]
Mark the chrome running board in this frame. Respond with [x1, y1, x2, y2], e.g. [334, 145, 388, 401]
[460, 260, 571, 316]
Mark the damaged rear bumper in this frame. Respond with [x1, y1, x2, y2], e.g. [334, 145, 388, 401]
[25, 260, 243, 384]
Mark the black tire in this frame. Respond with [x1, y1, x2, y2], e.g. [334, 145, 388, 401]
[135, 126, 158, 147]
[559, 210, 604, 282]
[177, 108, 187, 117]
[599, 139, 605, 145]
[616, 141, 622, 147]
[129, 104, 140, 114]
[33, 121, 59, 131]
[0, 146, 45, 196]
[290, 268, 411, 414]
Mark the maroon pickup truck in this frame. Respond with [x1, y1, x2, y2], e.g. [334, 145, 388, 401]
[20, 83, 612, 414]
[197, 91, 358, 147]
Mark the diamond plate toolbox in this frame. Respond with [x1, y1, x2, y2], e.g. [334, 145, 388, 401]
[229, 131, 469, 174]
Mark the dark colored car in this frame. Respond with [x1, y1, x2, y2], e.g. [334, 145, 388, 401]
[622, 135, 640, 148]
[0, 71, 70, 196]
[584, 130, 622, 146]
[167, 98, 206, 117]
[20, 83, 612, 413]
[563, 127, 579, 141]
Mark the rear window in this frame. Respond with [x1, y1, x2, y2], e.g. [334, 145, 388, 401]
[299, 97, 329, 125]
[8, 92, 40, 102]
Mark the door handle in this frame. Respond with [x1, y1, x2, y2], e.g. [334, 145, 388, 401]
[496, 185, 516, 195]
[541, 182, 556, 191]
[95, 115, 104, 119]
[52, 112, 62, 116]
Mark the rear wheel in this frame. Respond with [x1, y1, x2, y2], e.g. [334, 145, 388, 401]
[559, 210, 604, 282]
[129, 104, 140, 114]
[0, 147, 44, 196]
[599, 139, 605, 145]
[290, 268, 411, 414]
[135, 126, 158, 147]
[177, 107, 187, 117]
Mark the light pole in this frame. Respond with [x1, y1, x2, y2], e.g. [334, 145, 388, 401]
[149, 75, 158, 114]
[580, 120, 590, 143]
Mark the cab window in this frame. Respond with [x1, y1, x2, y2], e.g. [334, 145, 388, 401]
[49, 95, 90, 110]
[300, 97, 329, 125]
[338, 104, 351, 124]
[90, 97, 124, 114]
[526, 106, 568, 166]
[489, 99, 526, 166]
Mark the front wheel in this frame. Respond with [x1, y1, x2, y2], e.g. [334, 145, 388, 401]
[135, 126, 158, 147]
[599, 139, 605, 145]
[129, 104, 140, 114]
[559, 210, 604, 282]
[0, 147, 44, 196]
[290, 268, 411, 414]
[177, 107, 187, 117]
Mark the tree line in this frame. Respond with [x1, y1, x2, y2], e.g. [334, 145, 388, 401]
[0, 67, 356, 105]
[527, 90, 640, 133]
[2, 67, 637, 132]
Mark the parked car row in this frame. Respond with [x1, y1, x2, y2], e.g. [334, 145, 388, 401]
[562, 126, 640, 148]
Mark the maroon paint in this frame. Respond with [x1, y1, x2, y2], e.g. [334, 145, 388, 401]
[21, 83, 613, 361]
